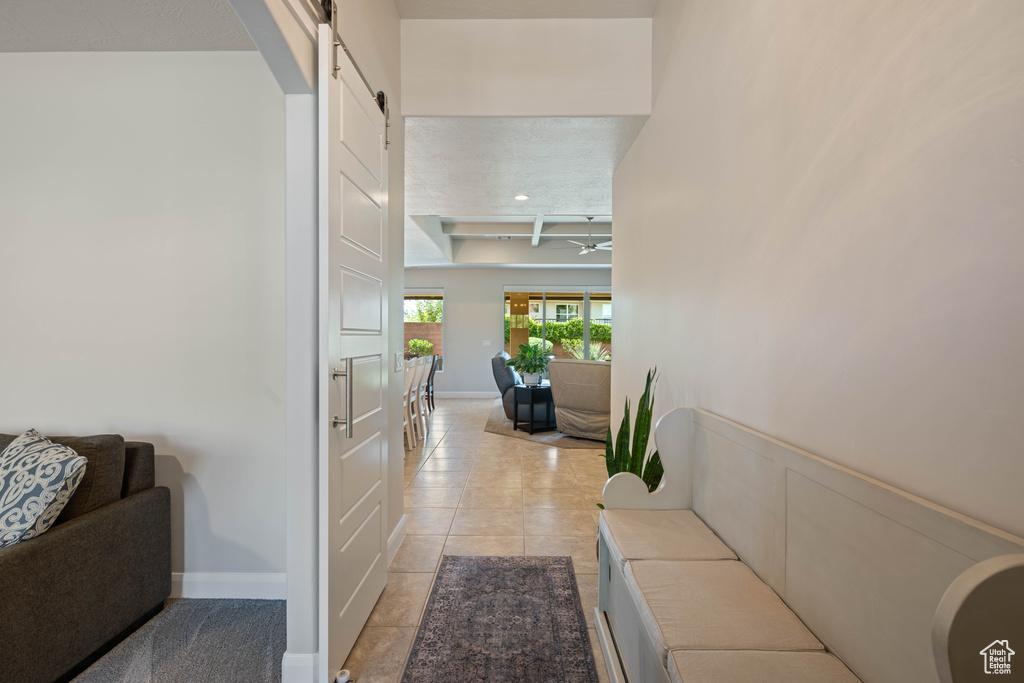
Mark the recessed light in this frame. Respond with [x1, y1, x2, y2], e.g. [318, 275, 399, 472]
[514, 194, 529, 201]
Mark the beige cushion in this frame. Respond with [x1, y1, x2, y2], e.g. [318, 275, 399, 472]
[625, 560, 823, 666]
[668, 650, 860, 683]
[600, 510, 736, 570]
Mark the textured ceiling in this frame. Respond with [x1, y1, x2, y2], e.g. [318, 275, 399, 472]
[406, 116, 646, 218]
[0, 0, 254, 52]
[396, 0, 658, 19]
[405, 116, 644, 267]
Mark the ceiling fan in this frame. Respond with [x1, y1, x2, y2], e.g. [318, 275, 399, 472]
[567, 216, 612, 255]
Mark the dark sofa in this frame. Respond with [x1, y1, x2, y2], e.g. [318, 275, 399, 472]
[0, 434, 171, 683]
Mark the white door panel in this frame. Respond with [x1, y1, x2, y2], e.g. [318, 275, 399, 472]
[319, 21, 389, 682]
[338, 268, 382, 334]
[339, 434, 383, 519]
[351, 355, 383, 420]
[341, 176, 383, 257]
[339, 83, 383, 182]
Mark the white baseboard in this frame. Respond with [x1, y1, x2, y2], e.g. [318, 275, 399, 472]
[281, 652, 317, 683]
[433, 391, 500, 399]
[171, 572, 287, 600]
[388, 514, 407, 566]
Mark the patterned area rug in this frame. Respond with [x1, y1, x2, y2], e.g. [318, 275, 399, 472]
[402, 556, 599, 683]
[484, 399, 604, 449]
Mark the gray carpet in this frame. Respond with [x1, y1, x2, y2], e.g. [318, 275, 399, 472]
[402, 555, 599, 683]
[484, 399, 605, 449]
[74, 599, 285, 683]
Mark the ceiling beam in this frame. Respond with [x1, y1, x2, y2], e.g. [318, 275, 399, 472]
[410, 215, 454, 261]
[453, 237, 611, 266]
[443, 222, 534, 236]
[531, 215, 546, 247]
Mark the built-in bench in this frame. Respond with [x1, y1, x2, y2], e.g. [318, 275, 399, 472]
[595, 408, 1024, 682]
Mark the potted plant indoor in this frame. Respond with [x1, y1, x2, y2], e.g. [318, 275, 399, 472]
[506, 342, 549, 386]
[597, 368, 663, 508]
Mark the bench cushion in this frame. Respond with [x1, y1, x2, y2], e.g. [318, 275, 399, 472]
[600, 510, 736, 570]
[625, 560, 823, 667]
[668, 650, 859, 682]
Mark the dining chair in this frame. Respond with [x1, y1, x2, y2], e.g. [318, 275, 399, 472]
[410, 356, 428, 442]
[402, 357, 417, 449]
[424, 355, 439, 412]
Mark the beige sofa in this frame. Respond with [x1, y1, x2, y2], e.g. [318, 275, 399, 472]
[595, 408, 1024, 682]
[547, 359, 610, 441]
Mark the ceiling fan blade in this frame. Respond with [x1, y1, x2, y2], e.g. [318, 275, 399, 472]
[596, 241, 612, 247]
[596, 245, 612, 251]
[567, 240, 586, 247]
[579, 248, 589, 255]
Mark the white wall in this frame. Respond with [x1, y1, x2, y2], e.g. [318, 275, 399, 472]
[613, 0, 1024, 537]
[0, 53, 287, 579]
[401, 18, 651, 116]
[404, 268, 611, 395]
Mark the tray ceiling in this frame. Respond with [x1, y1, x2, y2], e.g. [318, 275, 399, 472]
[405, 116, 645, 267]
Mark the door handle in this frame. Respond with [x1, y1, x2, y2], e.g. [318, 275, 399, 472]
[331, 356, 354, 439]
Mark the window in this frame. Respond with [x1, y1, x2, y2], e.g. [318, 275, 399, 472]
[555, 304, 579, 322]
[404, 289, 443, 370]
[504, 288, 611, 362]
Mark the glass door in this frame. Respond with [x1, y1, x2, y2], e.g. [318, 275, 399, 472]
[503, 287, 611, 362]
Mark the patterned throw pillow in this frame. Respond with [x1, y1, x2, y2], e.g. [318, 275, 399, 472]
[0, 429, 88, 548]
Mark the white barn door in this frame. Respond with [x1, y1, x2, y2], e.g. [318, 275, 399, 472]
[318, 22, 389, 681]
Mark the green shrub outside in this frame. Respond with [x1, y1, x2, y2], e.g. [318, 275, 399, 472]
[408, 339, 434, 357]
[528, 336, 553, 352]
[503, 315, 611, 344]
[563, 340, 611, 360]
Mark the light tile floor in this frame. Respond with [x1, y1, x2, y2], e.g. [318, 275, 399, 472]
[342, 398, 611, 683]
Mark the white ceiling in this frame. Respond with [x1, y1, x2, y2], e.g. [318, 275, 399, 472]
[405, 116, 645, 267]
[396, 0, 658, 19]
[0, 0, 254, 52]
[406, 116, 646, 218]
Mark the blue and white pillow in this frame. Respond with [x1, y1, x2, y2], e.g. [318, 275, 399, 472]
[0, 429, 87, 548]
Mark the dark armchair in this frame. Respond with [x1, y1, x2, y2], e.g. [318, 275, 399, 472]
[491, 351, 552, 423]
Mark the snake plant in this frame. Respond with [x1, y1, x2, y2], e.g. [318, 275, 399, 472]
[598, 368, 663, 508]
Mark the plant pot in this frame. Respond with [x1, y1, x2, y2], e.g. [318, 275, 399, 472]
[522, 372, 541, 386]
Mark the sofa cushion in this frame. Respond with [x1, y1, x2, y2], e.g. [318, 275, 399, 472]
[625, 560, 823, 667]
[122, 441, 156, 498]
[668, 650, 859, 683]
[600, 510, 736, 570]
[0, 430, 88, 547]
[0, 433, 125, 524]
